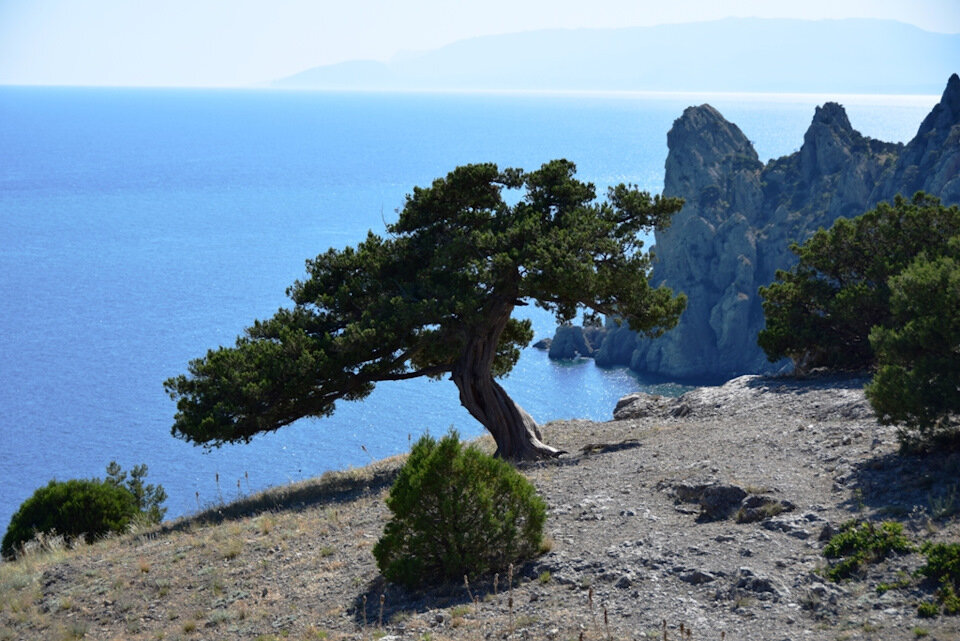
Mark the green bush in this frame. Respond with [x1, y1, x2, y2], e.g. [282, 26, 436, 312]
[823, 520, 914, 581]
[917, 542, 960, 615]
[373, 431, 547, 588]
[105, 460, 168, 523]
[865, 244, 960, 451]
[2, 461, 167, 559]
[2, 478, 138, 558]
[758, 193, 960, 372]
[918, 601, 940, 618]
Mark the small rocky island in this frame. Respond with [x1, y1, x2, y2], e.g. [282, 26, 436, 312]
[549, 74, 960, 381]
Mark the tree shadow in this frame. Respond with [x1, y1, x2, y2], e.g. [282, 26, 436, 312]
[143, 457, 403, 538]
[351, 560, 538, 630]
[842, 448, 960, 521]
[742, 372, 871, 395]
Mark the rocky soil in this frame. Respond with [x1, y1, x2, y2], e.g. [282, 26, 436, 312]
[2, 374, 959, 641]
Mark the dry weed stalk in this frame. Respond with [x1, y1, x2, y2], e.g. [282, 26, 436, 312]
[588, 587, 599, 633]
[506, 562, 516, 634]
[463, 575, 479, 614]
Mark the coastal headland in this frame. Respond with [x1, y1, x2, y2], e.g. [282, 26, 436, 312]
[2, 375, 957, 640]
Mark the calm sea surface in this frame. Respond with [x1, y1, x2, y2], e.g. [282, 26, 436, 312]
[0, 87, 937, 528]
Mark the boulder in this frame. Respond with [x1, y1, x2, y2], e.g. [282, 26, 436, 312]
[698, 485, 749, 521]
[532, 338, 552, 350]
[612, 392, 672, 420]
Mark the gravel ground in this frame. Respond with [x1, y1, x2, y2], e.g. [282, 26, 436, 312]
[3, 374, 958, 641]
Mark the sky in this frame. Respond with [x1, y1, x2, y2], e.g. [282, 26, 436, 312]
[1, 0, 959, 87]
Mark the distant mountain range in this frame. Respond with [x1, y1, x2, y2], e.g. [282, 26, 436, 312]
[274, 18, 959, 95]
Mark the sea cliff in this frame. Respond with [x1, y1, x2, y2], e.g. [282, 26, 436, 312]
[554, 74, 960, 380]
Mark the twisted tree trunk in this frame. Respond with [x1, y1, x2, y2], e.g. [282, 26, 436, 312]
[451, 300, 563, 461]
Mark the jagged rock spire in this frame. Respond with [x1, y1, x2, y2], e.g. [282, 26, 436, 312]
[800, 102, 859, 180]
[585, 75, 960, 381]
[872, 73, 960, 204]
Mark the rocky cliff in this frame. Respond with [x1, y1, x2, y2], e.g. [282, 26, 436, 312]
[569, 73, 960, 381]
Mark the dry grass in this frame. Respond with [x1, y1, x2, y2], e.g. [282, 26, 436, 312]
[0, 442, 626, 641]
[0, 456, 410, 641]
[6, 410, 957, 641]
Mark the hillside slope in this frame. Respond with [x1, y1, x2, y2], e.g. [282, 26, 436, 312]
[2, 376, 958, 640]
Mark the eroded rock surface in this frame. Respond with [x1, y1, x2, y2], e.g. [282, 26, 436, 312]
[555, 74, 960, 380]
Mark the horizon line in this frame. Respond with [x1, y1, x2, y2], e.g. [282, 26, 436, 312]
[0, 83, 943, 104]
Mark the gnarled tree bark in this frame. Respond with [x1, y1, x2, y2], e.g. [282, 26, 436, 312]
[451, 300, 563, 461]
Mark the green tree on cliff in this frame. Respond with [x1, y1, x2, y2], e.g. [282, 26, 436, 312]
[865, 239, 960, 449]
[165, 160, 685, 460]
[758, 193, 960, 372]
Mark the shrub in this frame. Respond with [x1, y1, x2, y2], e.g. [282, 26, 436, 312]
[105, 460, 168, 523]
[373, 430, 547, 588]
[823, 520, 914, 581]
[2, 478, 138, 558]
[917, 542, 960, 615]
[865, 244, 960, 451]
[758, 193, 960, 371]
[2, 461, 166, 559]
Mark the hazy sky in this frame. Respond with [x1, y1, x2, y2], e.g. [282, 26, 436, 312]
[1, 0, 958, 87]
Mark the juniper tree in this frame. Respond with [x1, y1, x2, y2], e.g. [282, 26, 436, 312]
[758, 193, 960, 371]
[165, 160, 685, 460]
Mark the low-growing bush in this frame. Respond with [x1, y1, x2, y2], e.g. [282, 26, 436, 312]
[373, 430, 547, 588]
[2, 478, 138, 558]
[918, 601, 940, 618]
[917, 542, 960, 615]
[823, 520, 914, 581]
[2, 461, 167, 559]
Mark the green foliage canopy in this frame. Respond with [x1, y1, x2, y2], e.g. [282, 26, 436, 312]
[165, 160, 685, 459]
[2, 461, 167, 559]
[373, 430, 546, 587]
[758, 193, 960, 371]
[865, 238, 960, 448]
[2, 478, 138, 558]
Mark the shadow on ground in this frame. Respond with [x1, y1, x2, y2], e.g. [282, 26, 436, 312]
[145, 459, 403, 537]
[844, 448, 960, 522]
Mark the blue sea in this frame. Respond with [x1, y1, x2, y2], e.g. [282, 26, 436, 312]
[0, 86, 938, 530]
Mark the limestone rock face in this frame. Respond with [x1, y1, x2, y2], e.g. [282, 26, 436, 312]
[582, 74, 960, 381]
[547, 325, 606, 360]
[873, 73, 960, 204]
[630, 104, 767, 379]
